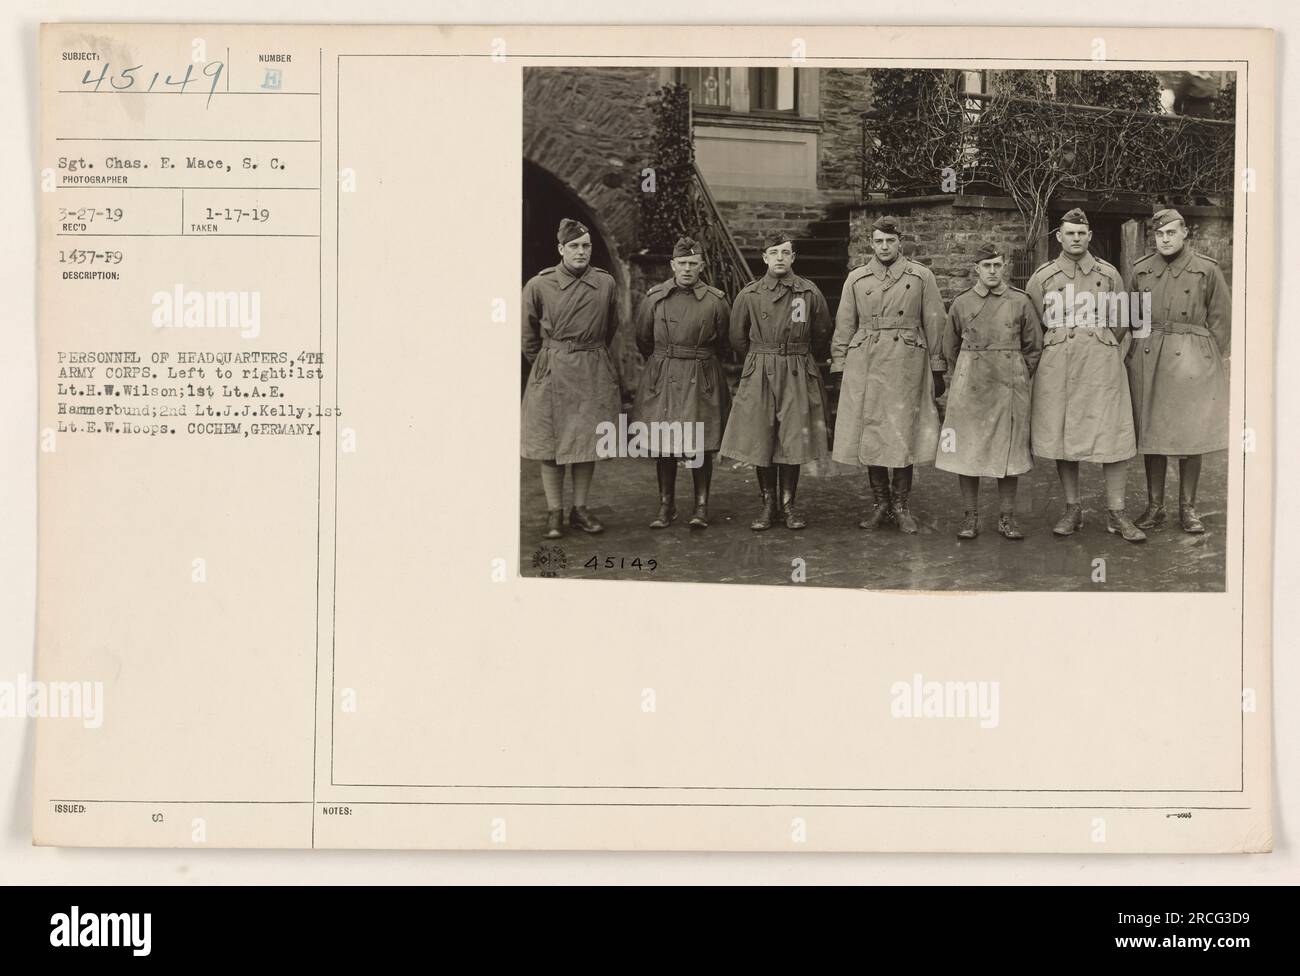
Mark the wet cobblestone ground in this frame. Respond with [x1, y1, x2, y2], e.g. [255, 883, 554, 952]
[519, 452, 1227, 591]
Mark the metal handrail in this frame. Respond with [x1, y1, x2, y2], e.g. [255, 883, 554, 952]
[688, 160, 754, 304]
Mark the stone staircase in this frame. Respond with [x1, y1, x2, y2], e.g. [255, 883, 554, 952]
[740, 208, 853, 324]
[735, 206, 852, 433]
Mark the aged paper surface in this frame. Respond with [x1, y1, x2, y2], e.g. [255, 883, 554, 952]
[34, 23, 1273, 851]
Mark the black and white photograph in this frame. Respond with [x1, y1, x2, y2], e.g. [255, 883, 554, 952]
[17, 13, 1280, 877]
[519, 65, 1237, 591]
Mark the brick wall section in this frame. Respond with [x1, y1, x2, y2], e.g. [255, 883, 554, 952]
[522, 67, 660, 264]
[818, 69, 873, 193]
[715, 198, 837, 254]
[849, 201, 1028, 301]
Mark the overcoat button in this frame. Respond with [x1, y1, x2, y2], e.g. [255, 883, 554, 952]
[893, 335, 899, 341]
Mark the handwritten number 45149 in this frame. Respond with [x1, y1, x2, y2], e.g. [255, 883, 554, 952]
[80, 62, 225, 107]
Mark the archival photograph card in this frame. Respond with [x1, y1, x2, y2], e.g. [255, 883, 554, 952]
[33, 23, 1274, 851]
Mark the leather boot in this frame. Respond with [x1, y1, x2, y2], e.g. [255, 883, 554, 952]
[956, 511, 979, 539]
[778, 464, 806, 530]
[648, 459, 677, 529]
[891, 466, 919, 534]
[689, 454, 712, 528]
[1106, 509, 1147, 543]
[1052, 503, 1083, 536]
[859, 466, 893, 529]
[569, 505, 605, 534]
[1134, 501, 1167, 529]
[544, 509, 563, 539]
[997, 511, 1024, 540]
[750, 466, 778, 531]
[1179, 502, 1206, 534]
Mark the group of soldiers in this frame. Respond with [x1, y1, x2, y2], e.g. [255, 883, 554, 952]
[521, 208, 1230, 542]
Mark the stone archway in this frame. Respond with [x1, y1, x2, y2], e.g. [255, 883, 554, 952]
[520, 159, 637, 403]
[522, 161, 615, 285]
[521, 68, 662, 401]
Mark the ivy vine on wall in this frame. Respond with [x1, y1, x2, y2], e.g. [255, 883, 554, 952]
[637, 84, 694, 255]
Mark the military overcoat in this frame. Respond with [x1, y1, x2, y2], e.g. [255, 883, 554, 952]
[937, 281, 1044, 478]
[1026, 252, 1137, 463]
[1124, 247, 1231, 456]
[520, 263, 622, 465]
[830, 257, 945, 468]
[719, 272, 832, 467]
[631, 277, 731, 454]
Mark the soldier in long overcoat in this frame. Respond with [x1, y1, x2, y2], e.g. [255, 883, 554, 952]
[631, 236, 732, 529]
[719, 230, 832, 531]
[937, 241, 1044, 540]
[1124, 208, 1231, 534]
[1026, 208, 1145, 542]
[830, 215, 945, 533]
[521, 218, 622, 539]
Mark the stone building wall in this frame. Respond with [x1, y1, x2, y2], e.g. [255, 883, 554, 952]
[522, 67, 659, 262]
[620, 254, 666, 404]
[849, 198, 1030, 300]
[817, 68, 873, 193]
[523, 67, 661, 400]
[714, 197, 839, 254]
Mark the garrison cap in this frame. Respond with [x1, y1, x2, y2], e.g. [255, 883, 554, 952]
[1152, 208, 1186, 230]
[672, 236, 702, 258]
[871, 215, 902, 236]
[974, 241, 1004, 262]
[557, 218, 590, 244]
[761, 229, 795, 251]
[1059, 208, 1090, 228]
